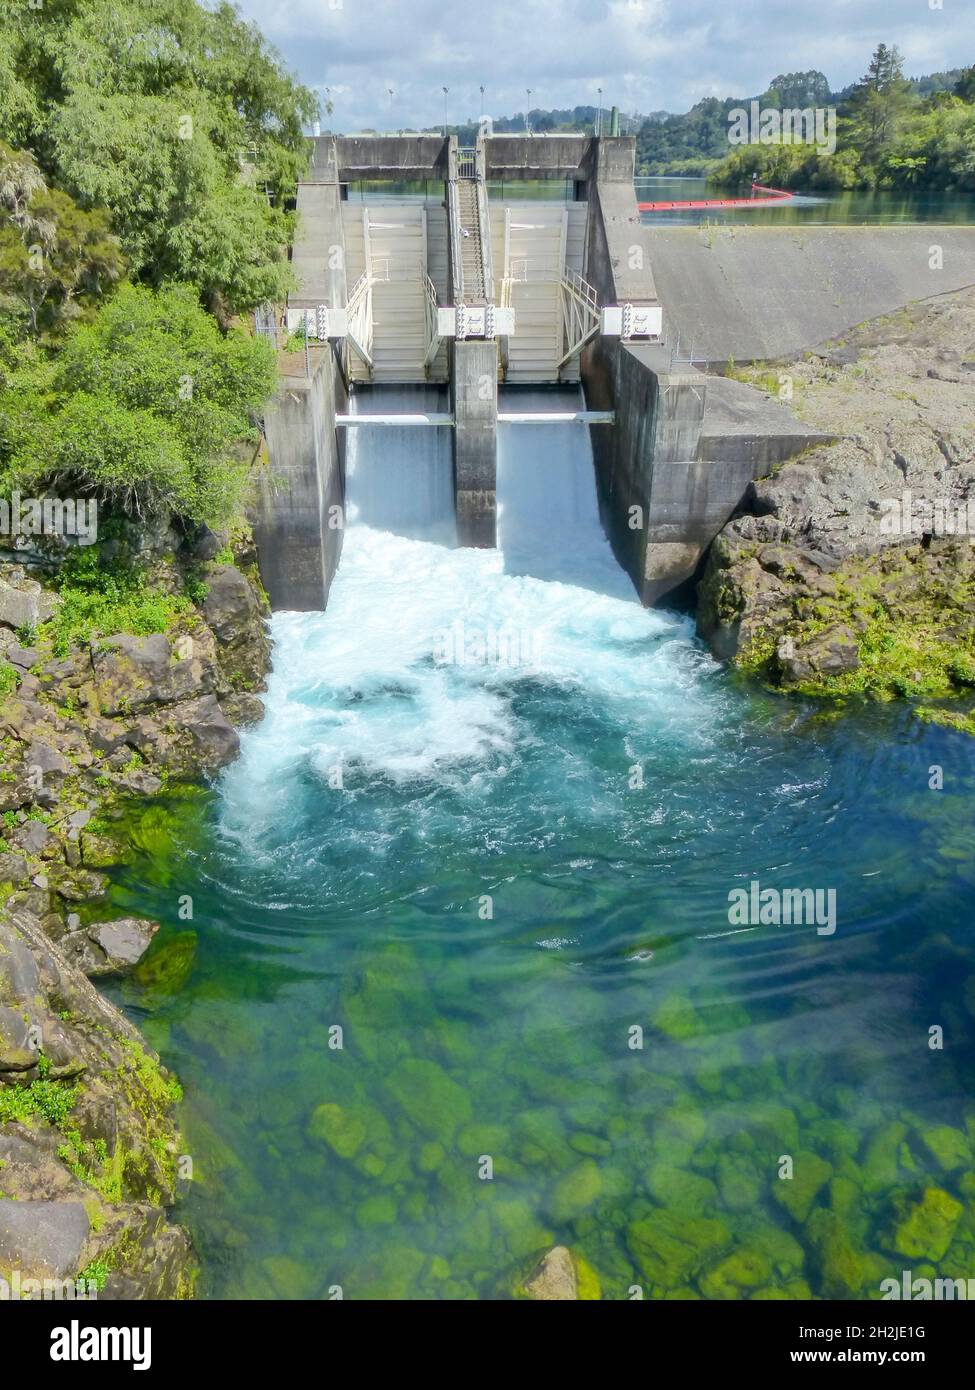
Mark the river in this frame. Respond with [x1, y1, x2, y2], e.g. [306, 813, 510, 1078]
[106, 391, 975, 1299]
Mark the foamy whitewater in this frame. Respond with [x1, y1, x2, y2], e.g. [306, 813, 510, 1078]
[220, 388, 722, 848]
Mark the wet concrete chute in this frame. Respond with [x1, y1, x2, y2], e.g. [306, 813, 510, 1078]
[251, 132, 975, 612]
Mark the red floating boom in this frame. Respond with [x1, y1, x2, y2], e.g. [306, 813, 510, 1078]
[637, 182, 794, 212]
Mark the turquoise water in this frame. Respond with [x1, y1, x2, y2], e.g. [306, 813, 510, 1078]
[108, 399, 975, 1299]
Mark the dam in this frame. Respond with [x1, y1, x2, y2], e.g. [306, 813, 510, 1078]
[252, 132, 975, 612]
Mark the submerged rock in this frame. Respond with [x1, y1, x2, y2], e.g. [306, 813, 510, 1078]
[132, 932, 198, 996]
[385, 1057, 472, 1141]
[547, 1159, 603, 1224]
[772, 1150, 833, 1223]
[627, 1210, 732, 1290]
[699, 1247, 772, 1299]
[308, 1102, 366, 1159]
[890, 1187, 963, 1261]
[917, 1124, 970, 1173]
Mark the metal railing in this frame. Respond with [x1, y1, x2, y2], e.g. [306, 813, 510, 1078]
[344, 271, 374, 374]
[558, 267, 601, 368]
[422, 272, 442, 370]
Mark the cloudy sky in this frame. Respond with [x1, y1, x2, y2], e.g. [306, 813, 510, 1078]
[238, 0, 971, 130]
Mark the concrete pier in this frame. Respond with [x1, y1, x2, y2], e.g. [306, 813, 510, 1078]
[250, 348, 346, 611]
[451, 339, 498, 548]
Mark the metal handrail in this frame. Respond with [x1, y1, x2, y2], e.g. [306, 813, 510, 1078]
[422, 272, 442, 370]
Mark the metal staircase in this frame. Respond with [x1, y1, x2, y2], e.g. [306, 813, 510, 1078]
[341, 204, 448, 383]
[493, 204, 596, 383]
[450, 148, 494, 307]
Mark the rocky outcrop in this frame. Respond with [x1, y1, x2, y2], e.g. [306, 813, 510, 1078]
[0, 907, 193, 1297]
[0, 539, 273, 1298]
[60, 917, 159, 978]
[698, 288, 975, 719]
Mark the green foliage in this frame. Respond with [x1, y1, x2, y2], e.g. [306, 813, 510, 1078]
[707, 45, 975, 192]
[0, 0, 316, 315]
[0, 661, 16, 698]
[39, 547, 190, 655]
[0, 1075, 79, 1126]
[78, 1259, 110, 1292]
[1, 282, 276, 523]
[0, 142, 124, 338]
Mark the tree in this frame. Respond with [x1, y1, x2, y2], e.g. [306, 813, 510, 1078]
[846, 44, 914, 165]
[763, 72, 831, 109]
[956, 67, 975, 103]
[0, 283, 277, 523]
[0, 141, 124, 337]
[0, 0, 317, 315]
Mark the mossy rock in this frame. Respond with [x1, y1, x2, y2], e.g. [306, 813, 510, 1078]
[418, 1140, 445, 1173]
[493, 1198, 554, 1260]
[860, 1121, 907, 1193]
[751, 1277, 813, 1300]
[699, 1247, 773, 1299]
[890, 1187, 963, 1261]
[456, 1122, 509, 1159]
[355, 1193, 397, 1229]
[829, 1175, 860, 1220]
[652, 1103, 708, 1166]
[716, 1152, 763, 1211]
[652, 992, 706, 1041]
[342, 946, 431, 1037]
[307, 1102, 367, 1159]
[627, 1210, 732, 1290]
[260, 1255, 318, 1299]
[547, 1159, 603, 1224]
[80, 832, 134, 868]
[807, 1208, 866, 1297]
[575, 1252, 601, 1300]
[131, 930, 198, 996]
[352, 1245, 426, 1300]
[772, 1150, 833, 1222]
[569, 1130, 611, 1157]
[515, 1107, 575, 1169]
[747, 1223, 806, 1279]
[384, 1057, 471, 1142]
[646, 1162, 719, 1214]
[917, 1124, 969, 1173]
[733, 1101, 800, 1156]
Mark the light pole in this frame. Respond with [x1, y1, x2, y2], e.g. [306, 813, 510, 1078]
[596, 87, 602, 137]
[442, 86, 449, 137]
[526, 89, 532, 134]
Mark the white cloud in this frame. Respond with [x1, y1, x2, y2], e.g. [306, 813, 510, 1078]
[236, 0, 973, 129]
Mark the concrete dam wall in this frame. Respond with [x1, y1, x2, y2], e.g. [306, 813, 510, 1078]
[251, 133, 975, 613]
[647, 225, 975, 363]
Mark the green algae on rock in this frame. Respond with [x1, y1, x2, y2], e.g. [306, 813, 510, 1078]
[890, 1187, 963, 1262]
[772, 1150, 833, 1222]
